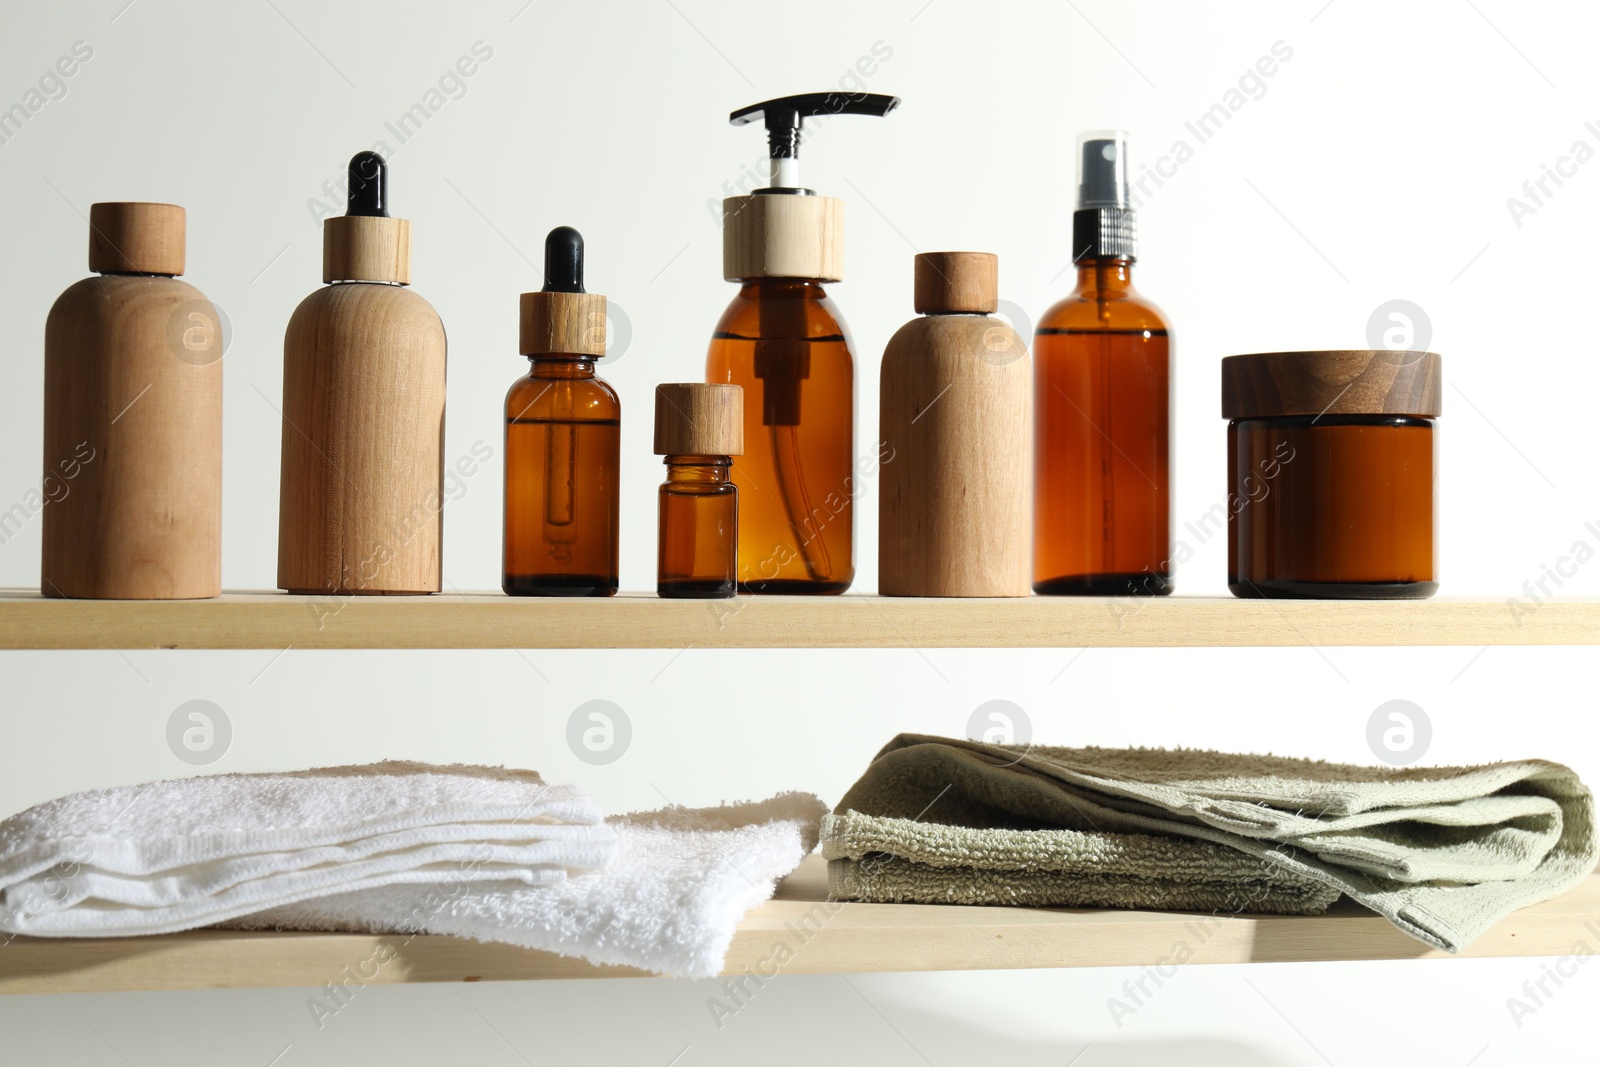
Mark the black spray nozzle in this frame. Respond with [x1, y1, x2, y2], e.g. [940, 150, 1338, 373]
[346, 151, 389, 217]
[542, 226, 585, 293]
[1077, 132, 1130, 210]
[730, 92, 899, 184]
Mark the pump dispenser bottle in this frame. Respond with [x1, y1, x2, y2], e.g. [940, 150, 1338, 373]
[503, 227, 620, 597]
[1034, 131, 1173, 596]
[707, 92, 899, 594]
[278, 152, 447, 595]
[42, 202, 222, 599]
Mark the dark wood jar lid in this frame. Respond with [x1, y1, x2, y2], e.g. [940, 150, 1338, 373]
[1222, 350, 1442, 420]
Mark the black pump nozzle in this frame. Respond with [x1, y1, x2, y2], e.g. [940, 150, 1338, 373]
[1072, 130, 1137, 263]
[542, 226, 585, 293]
[346, 151, 389, 217]
[730, 92, 900, 191]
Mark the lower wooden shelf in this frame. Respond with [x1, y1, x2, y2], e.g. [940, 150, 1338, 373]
[2, 858, 1593, 994]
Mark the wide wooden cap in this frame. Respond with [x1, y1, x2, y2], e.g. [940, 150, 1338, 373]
[723, 194, 843, 282]
[1222, 350, 1442, 419]
[520, 292, 607, 357]
[654, 383, 744, 455]
[89, 202, 185, 275]
[914, 252, 998, 314]
[323, 215, 411, 284]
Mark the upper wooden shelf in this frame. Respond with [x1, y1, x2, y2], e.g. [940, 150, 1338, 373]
[0, 590, 1592, 651]
[1, 857, 1591, 994]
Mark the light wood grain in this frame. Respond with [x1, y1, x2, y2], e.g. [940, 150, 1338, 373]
[42, 274, 222, 599]
[722, 194, 843, 282]
[654, 383, 744, 456]
[322, 215, 411, 285]
[278, 283, 446, 595]
[914, 251, 999, 314]
[87, 202, 186, 276]
[0, 591, 1592, 650]
[519, 290, 606, 357]
[880, 307, 1031, 597]
[1, 857, 1592, 994]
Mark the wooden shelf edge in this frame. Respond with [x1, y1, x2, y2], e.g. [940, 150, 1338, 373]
[0, 591, 1593, 651]
[2, 859, 1593, 994]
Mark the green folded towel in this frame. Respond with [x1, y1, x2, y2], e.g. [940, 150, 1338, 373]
[822, 734, 1598, 952]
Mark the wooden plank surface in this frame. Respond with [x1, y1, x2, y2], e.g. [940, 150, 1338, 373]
[0, 590, 1592, 651]
[1, 858, 1594, 994]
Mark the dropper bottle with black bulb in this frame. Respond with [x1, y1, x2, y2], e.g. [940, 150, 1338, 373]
[1033, 131, 1174, 597]
[503, 226, 620, 596]
[707, 91, 899, 594]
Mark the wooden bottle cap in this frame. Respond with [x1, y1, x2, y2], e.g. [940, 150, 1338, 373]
[1221, 350, 1443, 419]
[914, 252, 998, 314]
[88, 202, 185, 275]
[654, 383, 744, 455]
[323, 215, 411, 284]
[723, 194, 843, 282]
[520, 292, 607, 357]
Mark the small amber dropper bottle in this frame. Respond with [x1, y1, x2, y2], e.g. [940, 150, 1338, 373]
[503, 227, 620, 597]
[654, 383, 743, 599]
[1034, 131, 1173, 596]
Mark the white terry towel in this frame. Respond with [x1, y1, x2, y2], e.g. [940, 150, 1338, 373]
[227, 791, 826, 979]
[0, 762, 614, 937]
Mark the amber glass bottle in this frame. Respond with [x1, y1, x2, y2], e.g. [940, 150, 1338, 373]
[503, 227, 619, 597]
[1034, 132, 1172, 596]
[707, 280, 854, 593]
[655, 384, 743, 598]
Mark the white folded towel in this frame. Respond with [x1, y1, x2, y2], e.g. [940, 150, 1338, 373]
[0, 762, 615, 936]
[227, 791, 826, 979]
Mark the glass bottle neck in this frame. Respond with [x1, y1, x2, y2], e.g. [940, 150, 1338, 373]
[1073, 257, 1136, 296]
[736, 278, 827, 300]
[664, 455, 732, 483]
[528, 357, 596, 379]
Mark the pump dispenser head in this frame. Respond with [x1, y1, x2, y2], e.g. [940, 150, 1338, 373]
[1072, 130, 1137, 263]
[521, 226, 606, 358]
[730, 92, 900, 192]
[323, 152, 411, 284]
[722, 91, 900, 282]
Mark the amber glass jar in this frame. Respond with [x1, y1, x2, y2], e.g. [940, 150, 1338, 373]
[1222, 350, 1441, 599]
[654, 384, 743, 599]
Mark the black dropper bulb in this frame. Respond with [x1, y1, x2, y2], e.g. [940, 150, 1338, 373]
[346, 151, 389, 218]
[542, 226, 585, 294]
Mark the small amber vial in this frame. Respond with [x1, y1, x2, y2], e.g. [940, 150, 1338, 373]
[1222, 350, 1441, 599]
[654, 384, 743, 599]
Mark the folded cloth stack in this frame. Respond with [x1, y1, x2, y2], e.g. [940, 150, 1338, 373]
[822, 734, 1597, 953]
[0, 762, 824, 978]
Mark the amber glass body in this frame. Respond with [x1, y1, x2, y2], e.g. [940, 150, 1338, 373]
[1229, 415, 1436, 599]
[657, 455, 738, 599]
[503, 357, 619, 596]
[1033, 258, 1172, 596]
[707, 279, 854, 594]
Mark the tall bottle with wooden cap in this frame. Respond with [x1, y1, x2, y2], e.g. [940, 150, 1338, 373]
[707, 91, 900, 594]
[278, 152, 446, 595]
[503, 226, 619, 597]
[880, 252, 1030, 597]
[654, 383, 743, 599]
[1034, 130, 1174, 597]
[42, 202, 222, 599]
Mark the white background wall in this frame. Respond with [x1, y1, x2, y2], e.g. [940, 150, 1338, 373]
[0, 1, 1595, 1064]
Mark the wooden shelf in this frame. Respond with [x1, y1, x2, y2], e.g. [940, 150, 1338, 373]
[0, 590, 1593, 651]
[2, 857, 1593, 994]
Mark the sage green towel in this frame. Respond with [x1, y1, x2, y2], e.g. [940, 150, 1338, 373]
[823, 734, 1597, 952]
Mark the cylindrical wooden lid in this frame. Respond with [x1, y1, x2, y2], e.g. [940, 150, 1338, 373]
[520, 292, 607, 357]
[723, 194, 843, 282]
[914, 252, 998, 314]
[323, 215, 411, 284]
[1222, 350, 1442, 419]
[89, 202, 185, 275]
[654, 384, 744, 455]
